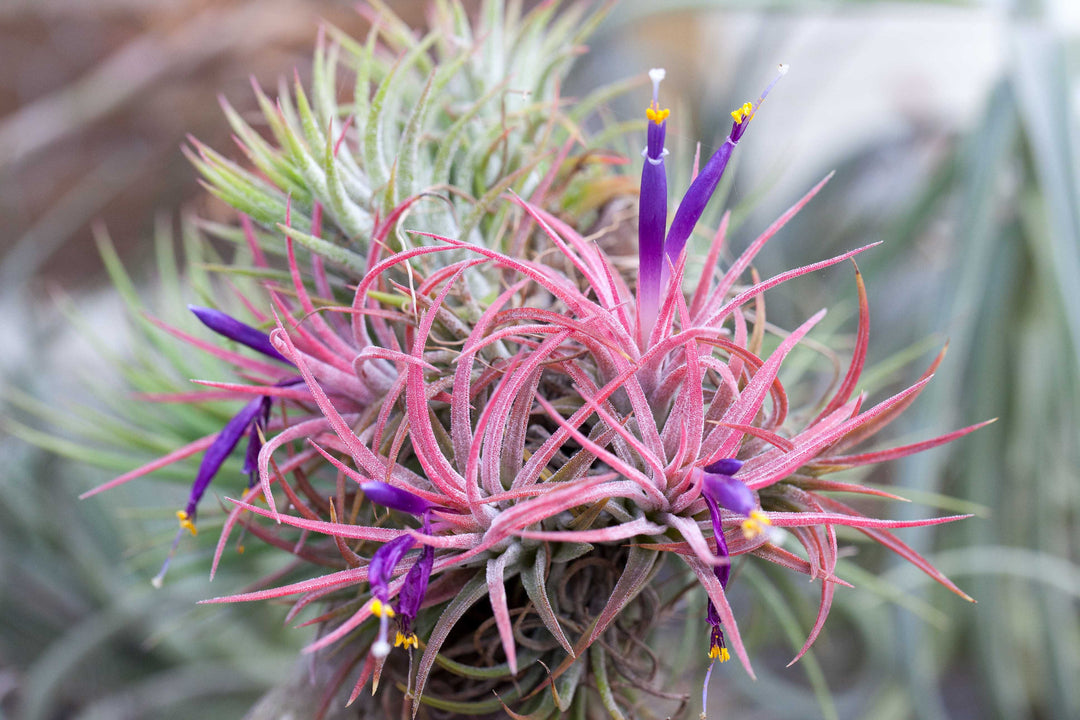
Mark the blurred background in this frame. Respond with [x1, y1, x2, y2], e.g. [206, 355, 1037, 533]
[2, 1, 1078, 718]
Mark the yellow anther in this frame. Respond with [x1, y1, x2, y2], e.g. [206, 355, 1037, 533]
[741, 509, 773, 540]
[708, 644, 731, 662]
[646, 105, 670, 125]
[730, 101, 754, 125]
[236, 545, 245, 555]
[176, 510, 197, 537]
[395, 631, 419, 649]
[371, 599, 395, 618]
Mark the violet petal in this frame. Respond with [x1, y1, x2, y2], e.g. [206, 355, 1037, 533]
[189, 304, 292, 364]
[638, 123, 668, 339]
[184, 396, 265, 518]
[702, 472, 756, 518]
[702, 493, 731, 589]
[396, 543, 433, 633]
[368, 534, 417, 599]
[361, 481, 434, 516]
[663, 141, 736, 274]
[703, 458, 744, 476]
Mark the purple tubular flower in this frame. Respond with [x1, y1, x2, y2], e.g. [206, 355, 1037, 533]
[362, 487, 440, 654]
[662, 141, 735, 278]
[638, 68, 669, 342]
[662, 64, 789, 278]
[178, 396, 267, 534]
[368, 533, 418, 657]
[360, 481, 434, 516]
[189, 304, 292, 364]
[180, 378, 303, 534]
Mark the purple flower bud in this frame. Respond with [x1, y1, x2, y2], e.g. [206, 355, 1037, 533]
[189, 304, 292, 364]
[361, 481, 434, 516]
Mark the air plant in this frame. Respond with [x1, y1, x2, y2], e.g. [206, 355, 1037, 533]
[69, 2, 988, 718]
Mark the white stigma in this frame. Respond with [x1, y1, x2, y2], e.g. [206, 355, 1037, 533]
[371, 608, 392, 657]
[648, 67, 666, 100]
[758, 63, 790, 105]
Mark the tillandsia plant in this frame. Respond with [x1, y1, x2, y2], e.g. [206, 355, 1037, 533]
[69, 1, 991, 718]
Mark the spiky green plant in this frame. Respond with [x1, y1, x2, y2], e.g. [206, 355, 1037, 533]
[23, 2, 988, 718]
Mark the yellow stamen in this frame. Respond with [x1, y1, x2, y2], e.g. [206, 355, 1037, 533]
[741, 509, 773, 540]
[395, 631, 419, 649]
[646, 105, 670, 125]
[371, 598, 395, 618]
[708, 644, 731, 663]
[176, 510, 197, 537]
[730, 101, 754, 124]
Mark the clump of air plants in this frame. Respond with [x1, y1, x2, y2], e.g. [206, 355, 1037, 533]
[76, 2, 988, 718]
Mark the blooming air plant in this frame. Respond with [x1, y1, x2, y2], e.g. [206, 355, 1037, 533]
[75, 3, 989, 718]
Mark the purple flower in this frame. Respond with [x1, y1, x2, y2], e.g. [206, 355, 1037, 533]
[153, 309, 302, 587]
[661, 64, 788, 284]
[176, 376, 302, 538]
[701, 487, 732, 663]
[699, 458, 771, 663]
[189, 304, 291, 364]
[177, 396, 268, 536]
[638, 68, 669, 343]
[362, 481, 439, 656]
[154, 393, 270, 587]
[368, 534, 417, 657]
[176, 307, 300, 534]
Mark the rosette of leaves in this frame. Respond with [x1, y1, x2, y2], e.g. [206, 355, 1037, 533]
[11, 2, 988, 719]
